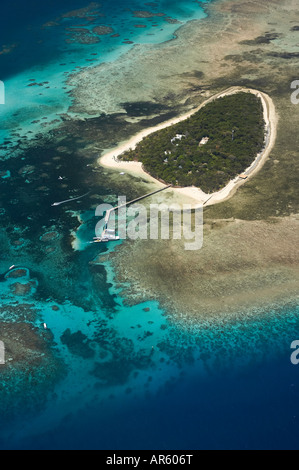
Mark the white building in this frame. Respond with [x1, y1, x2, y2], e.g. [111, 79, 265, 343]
[171, 134, 186, 144]
[199, 137, 209, 145]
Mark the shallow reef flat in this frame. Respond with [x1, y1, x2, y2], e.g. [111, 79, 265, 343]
[0, 305, 65, 421]
[102, 216, 299, 319]
[68, 0, 297, 116]
[92, 0, 299, 319]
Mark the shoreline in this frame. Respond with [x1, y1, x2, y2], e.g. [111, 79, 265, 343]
[99, 86, 278, 208]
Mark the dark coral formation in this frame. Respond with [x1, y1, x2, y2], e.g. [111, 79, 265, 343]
[133, 10, 166, 18]
[40, 230, 59, 243]
[93, 26, 114, 35]
[65, 28, 101, 45]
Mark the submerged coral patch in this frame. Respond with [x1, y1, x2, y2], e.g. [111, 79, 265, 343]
[18, 165, 35, 176]
[10, 280, 38, 297]
[0, 320, 65, 421]
[40, 230, 59, 243]
[0, 44, 17, 55]
[44, 246, 58, 255]
[61, 329, 95, 359]
[5, 268, 29, 280]
[65, 28, 101, 45]
[61, 2, 103, 20]
[93, 26, 114, 36]
[0, 170, 11, 179]
[10, 238, 28, 251]
[133, 11, 166, 18]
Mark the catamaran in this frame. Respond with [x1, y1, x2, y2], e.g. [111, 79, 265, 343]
[93, 229, 120, 243]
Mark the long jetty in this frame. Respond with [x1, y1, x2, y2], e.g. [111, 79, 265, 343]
[113, 184, 172, 212]
[95, 185, 172, 243]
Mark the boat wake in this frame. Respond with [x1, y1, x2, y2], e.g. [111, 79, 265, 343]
[51, 191, 91, 207]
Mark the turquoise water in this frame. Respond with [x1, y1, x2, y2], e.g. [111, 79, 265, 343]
[0, 0, 208, 148]
[0, 0, 299, 450]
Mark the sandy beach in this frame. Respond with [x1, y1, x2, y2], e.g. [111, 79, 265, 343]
[99, 86, 277, 207]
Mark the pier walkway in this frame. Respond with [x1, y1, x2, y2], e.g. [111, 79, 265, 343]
[94, 185, 172, 243]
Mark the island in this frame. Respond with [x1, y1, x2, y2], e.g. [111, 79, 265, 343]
[120, 92, 265, 192]
[100, 87, 276, 206]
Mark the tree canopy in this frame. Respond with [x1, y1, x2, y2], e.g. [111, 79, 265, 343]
[120, 92, 265, 193]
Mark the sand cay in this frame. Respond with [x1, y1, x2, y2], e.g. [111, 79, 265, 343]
[99, 86, 278, 207]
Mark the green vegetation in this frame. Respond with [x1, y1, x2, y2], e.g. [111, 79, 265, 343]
[120, 92, 265, 192]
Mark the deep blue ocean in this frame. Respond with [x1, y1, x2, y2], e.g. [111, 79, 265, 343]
[0, 0, 299, 451]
